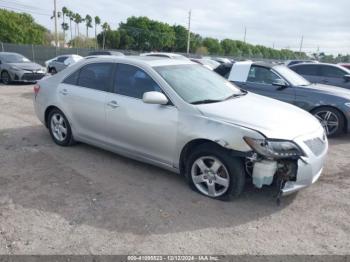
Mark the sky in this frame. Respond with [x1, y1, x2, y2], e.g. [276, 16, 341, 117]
[1, 0, 349, 55]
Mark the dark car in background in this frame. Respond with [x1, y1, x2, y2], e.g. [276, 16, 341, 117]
[285, 60, 317, 67]
[0, 52, 46, 85]
[215, 61, 350, 137]
[289, 63, 350, 89]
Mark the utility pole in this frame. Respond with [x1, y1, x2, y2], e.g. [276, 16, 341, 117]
[54, 0, 58, 50]
[299, 35, 304, 55]
[186, 10, 191, 55]
[243, 27, 247, 43]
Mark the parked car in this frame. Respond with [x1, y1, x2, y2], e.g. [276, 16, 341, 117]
[33, 56, 327, 200]
[140, 52, 189, 60]
[45, 55, 83, 74]
[215, 61, 350, 137]
[87, 50, 125, 56]
[190, 58, 220, 70]
[285, 60, 318, 67]
[209, 57, 232, 64]
[0, 52, 46, 84]
[339, 63, 350, 70]
[289, 63, 350, 89]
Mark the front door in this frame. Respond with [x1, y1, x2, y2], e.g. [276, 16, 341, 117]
[105, 63, 178, 165]
[238, 65, 296, 105]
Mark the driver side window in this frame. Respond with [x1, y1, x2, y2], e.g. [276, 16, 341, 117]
[247, 66, 281, 84]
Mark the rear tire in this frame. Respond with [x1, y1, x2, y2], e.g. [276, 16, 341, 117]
[1, 71, 12, 85]
[312, 107, 344, 137]
[48, 108, 74, 146]
[185, 143, 245, 201]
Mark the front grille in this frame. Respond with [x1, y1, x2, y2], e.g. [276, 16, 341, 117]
[21, 73, 45, 81]
[304, 137, 326, 156]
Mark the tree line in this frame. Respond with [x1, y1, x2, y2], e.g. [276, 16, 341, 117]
[0, 8, 349, 62]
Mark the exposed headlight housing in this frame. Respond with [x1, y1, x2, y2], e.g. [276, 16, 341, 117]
[244, 137, 305, 159]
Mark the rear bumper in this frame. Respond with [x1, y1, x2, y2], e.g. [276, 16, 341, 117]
[282, 128, 328, 196]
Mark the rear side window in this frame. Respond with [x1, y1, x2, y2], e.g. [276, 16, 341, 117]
[57, 56, 68, 63]
[247, 66, 281, 84]
[321, 66, 346, 78]
[292, 65, 319, 76]
[77, 63, 114, 91]
[114, 64, 162, 99]
[63, 70, 79, 85]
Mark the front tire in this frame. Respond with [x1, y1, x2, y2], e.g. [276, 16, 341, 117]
[312, 107, 344, 137]
[1, 71, 12, 85]
[48, 109, 74, 146]
[185, 144, 245, 201]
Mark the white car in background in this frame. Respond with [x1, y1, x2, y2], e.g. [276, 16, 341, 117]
[45, 54, 83, 74]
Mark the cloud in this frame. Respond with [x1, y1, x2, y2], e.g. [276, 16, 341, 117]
[9, 0, 350, 54]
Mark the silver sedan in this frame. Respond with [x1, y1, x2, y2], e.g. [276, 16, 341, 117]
[33, 56, 327, 200]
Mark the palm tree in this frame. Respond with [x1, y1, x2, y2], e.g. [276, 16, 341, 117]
[94, 16, 101, 48]
[61, 7, 69, 43]
[101, 22, 110, 50]
[74, 13, 83, 38]
[67, 10, 74, 41]
[85, 14, 93, 38]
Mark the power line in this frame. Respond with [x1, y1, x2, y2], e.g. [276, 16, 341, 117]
[0, 0, 50, 12]
[0, 4, 51, 16]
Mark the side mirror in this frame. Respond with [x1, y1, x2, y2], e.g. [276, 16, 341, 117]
[344, 74, 350, 82]
[142, 91, 168, 105]
[272, 79, 288, 90]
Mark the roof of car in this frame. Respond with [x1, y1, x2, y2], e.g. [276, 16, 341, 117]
[0, 52, 21, 55]
[83, 55, 194, 67]
[289, 62, 344, 68]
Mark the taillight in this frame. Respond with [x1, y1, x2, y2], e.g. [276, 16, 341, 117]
[34, 84, 40, 97]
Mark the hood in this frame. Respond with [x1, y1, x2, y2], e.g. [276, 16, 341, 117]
[196, 92, 322, 140]
[8, 62, 43, 71]
[299, 83, 350, 99]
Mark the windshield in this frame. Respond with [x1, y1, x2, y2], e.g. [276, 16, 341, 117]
[155, 64, 243, 104]
[274, 65, 310, 86]
[0, 53, 30, 63]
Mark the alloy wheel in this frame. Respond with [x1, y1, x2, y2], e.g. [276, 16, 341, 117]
[50, 113, 68, 142]
[314, 110, 339, 136]
[191, 156, 230, 198]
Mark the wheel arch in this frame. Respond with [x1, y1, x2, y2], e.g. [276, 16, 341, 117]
[179, 138, 248, 175]
[44, 105, 62, 128]
[310, 105, 348, 132]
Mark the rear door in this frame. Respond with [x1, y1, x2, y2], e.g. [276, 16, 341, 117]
[238, 65, 296, 105]
[58, 62, 114, 142]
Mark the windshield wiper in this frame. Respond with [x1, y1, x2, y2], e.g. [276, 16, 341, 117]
[224, 90, 247, 100]
[191, 99, 223, 105]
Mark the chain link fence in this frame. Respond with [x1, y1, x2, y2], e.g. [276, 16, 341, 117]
[0, 42, 283, 66]
[0, 42, 140, 66]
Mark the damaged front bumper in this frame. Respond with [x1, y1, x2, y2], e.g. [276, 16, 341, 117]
[248, 127, 328, 196]
[281, 128, 328, 196]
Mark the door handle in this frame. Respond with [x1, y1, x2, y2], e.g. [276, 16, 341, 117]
[107, 101, 119, 108]
[322, 79, 329, 83]
[59, 89, 68, 95]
